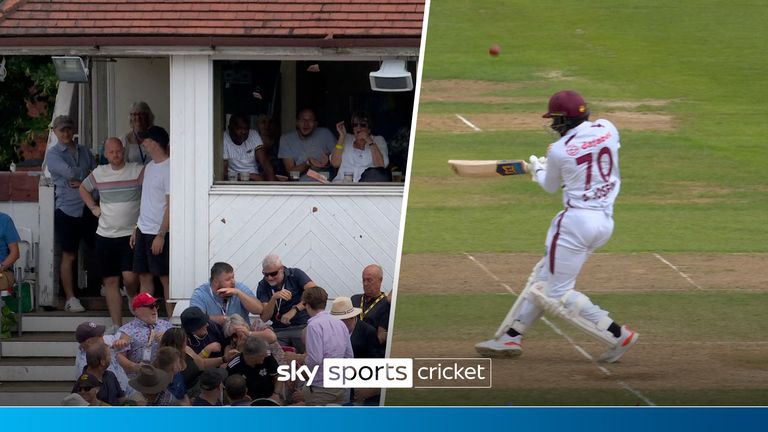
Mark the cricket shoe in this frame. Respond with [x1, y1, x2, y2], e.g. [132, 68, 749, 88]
[598, 325, 639, 363]
[475, 334, 523, 358]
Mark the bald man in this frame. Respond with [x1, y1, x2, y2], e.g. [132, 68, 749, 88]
[80, 137, 144, 333]
[350, 265, 391, 347]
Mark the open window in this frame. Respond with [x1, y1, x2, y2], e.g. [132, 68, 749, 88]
[212, 60, 415, 184]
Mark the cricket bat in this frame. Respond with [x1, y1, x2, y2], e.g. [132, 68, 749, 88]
[448, 159, 529, 178]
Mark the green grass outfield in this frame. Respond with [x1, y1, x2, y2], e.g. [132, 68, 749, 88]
[388, 0, 768, 405]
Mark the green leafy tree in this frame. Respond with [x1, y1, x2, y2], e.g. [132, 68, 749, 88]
[0, 56, 58, 170]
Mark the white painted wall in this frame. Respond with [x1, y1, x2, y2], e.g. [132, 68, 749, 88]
[111, 58, 170, 137]
[205, 187, 402, 300]
[169, 55, 214, 300]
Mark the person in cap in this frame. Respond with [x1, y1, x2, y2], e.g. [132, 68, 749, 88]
[114, 293, 172, 376]
[45, 114, 98, 313]
[130, 125, 173, 318]
[122, 101, 155, 165]
[190, 262, 263, 326]
[192, 368, 227, 406]
[226, 335, 282, 404]
[127, 364, 178, 406]
[180, 306, 233, 364]
[72, 372, 109, 406]
[78, 136, 143, 334]
[73, 321, 132, 395]
[224, 374, 252, 406]
[301, 286, 353, 406]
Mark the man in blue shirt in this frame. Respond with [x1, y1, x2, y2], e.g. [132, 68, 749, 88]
[190, 262, 262, 326]
[0, 212, 20, 294]
[45, 115, 97, 312]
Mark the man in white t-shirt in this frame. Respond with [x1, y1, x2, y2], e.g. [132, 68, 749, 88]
[80, 137, 144, 333]
[223, 114, 275, 181]
[130, 126, 173, 318]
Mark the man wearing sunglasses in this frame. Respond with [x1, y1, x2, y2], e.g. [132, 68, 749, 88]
[256, 254, 317, 353]
[114, 293, 172, 376]
[190, 262, 262, 326]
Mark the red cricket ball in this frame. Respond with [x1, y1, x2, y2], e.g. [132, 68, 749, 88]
[489, 44, 500, 57]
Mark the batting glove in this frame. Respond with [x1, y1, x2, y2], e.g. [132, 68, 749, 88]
[529, 155, 545, 183]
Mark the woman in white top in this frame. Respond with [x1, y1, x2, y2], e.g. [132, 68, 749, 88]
[331, 111, 389, 182]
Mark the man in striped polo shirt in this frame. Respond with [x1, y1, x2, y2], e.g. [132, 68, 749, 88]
[80, 137, 144, 334]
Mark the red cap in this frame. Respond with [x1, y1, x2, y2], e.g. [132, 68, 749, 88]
[132, 292, 160, 310]
[543, 90, 589, 118]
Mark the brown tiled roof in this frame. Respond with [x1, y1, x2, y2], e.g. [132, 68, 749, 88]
[0, 0, 424, 47]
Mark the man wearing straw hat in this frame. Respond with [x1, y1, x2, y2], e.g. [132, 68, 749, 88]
[331, 296, 383, 405]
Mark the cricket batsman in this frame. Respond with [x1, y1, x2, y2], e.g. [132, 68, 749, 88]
[475, 90, 639, 363]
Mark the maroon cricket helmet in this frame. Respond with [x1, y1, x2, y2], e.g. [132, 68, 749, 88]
[542, 90, 590, 119]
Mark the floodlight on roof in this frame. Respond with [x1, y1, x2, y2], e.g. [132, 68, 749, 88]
[52, 56, 89, 83]
[369, 59, 413, 92]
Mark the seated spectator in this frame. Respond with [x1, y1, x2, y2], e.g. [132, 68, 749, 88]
[152, 346, 189, 405]
[351, 265, 391, 350]
[301, 286, 353, 406]
[114, 293, 172, 376]
[190, 262, 263, 326]
[223, 114, 275, 181]
[331, 111, 389, 183]
[331, 297, 383, 359]
[72, 372, 109, 406]
[75, 342, 126, 406]
[278, 108, 335, 181]
[222, 314, 283, 363]
[256, 254, 316, 353]
[127, 364, 178, 406]
[74, 321, 132, 395]
[180, 306, 234, 364]
[330, 297, 382, 405]
[160, 328, 201, 397]
[225, 374, 252, 406]
[0, 211, 20, 294]
[122, 101, 155, 165]
[192, 369, 228, 406]
[226, 336, 282, 404]
[256, 114, 287, 178]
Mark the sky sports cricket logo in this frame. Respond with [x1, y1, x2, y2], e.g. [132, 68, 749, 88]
[277, 358, 491, 388]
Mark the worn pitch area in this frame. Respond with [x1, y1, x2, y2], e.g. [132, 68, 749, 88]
[387, 253, 768, 405]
